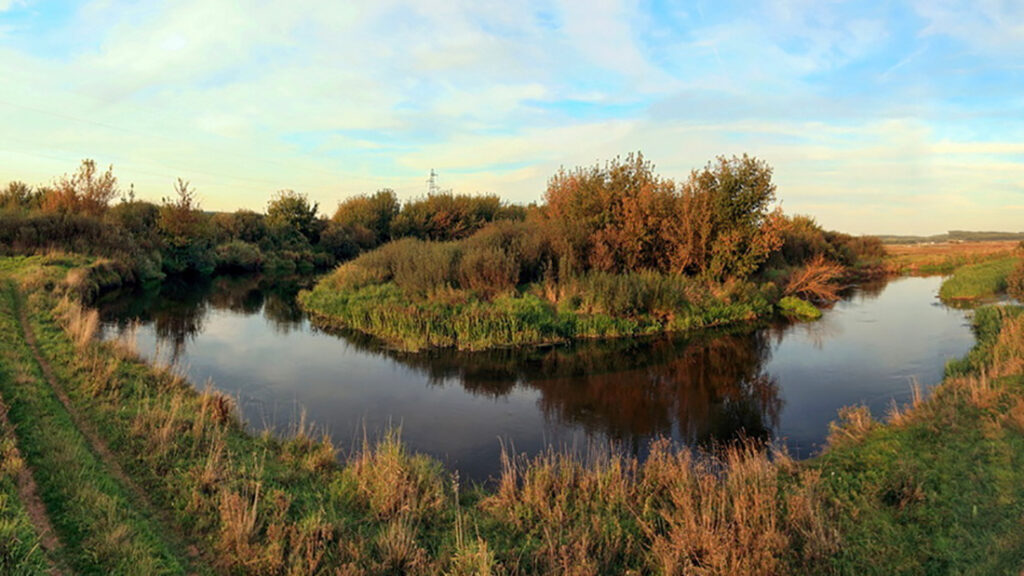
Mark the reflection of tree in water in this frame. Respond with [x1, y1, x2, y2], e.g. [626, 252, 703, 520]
[98, 273, 315, 360]
[101, 274, 784, 453]
[531, 333, 781, 449]
[331, 327, 783, 451]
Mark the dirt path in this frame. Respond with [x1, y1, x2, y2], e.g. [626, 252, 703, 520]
[0, 398, 66, 576]
[15, 293, 210, 576]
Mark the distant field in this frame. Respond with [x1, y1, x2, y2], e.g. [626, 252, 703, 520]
[886, 240, 1020, 275]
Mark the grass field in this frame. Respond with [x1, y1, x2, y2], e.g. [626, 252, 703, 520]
[885, 240, 1020, 275]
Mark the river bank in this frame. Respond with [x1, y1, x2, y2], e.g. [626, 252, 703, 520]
[2, 253, 1023, 574]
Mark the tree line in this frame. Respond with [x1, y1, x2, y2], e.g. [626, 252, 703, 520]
[0, 159, 524, 281]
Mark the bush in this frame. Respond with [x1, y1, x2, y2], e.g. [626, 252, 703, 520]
[214, 241, 264, 272]
[777, 296, 822, 320]
[390, 192, 523, 242]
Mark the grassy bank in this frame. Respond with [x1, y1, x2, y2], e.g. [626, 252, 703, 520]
[300, 275, 776, 351]
[3, 255, 1024, 574]
[938, 256, 1020, 305]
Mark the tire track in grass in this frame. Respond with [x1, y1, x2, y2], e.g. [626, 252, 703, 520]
[10, 286, 210, 575]
[0, 396, 66, 576]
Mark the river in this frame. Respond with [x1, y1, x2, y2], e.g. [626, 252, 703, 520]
[98, 274, 975, 482]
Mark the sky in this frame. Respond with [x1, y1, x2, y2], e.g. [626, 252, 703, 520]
[1, 0, 1022, 235]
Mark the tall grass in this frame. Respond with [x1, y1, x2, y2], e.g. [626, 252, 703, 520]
[302, 227, 779, 351]
[938, 256, 1019, 304]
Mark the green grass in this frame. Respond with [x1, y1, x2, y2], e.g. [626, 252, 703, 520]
[939, 256, 1020, 304]
[300, 279, 776, 351]
[0, 396, 49, 576]
[0, 283, 189, 575]
[815, 306, 1024, 574]
[777, 295, 822, 320]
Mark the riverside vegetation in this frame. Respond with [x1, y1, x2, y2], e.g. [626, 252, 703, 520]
[1, 252, 1023, 574]
[3, 155, 1023, 574]
[302, 154, 881, 351]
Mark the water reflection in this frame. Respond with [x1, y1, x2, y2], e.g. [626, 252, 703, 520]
[98, 274, 974, 480]
[100, 276, 782, 451]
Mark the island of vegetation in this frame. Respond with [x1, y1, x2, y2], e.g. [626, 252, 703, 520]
[301, 153, 884, 351]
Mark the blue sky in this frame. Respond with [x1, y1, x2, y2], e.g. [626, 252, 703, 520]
[1, 0, 1022, 234]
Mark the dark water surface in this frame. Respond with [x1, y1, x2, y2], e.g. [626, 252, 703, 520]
[98, 275, 975, 482]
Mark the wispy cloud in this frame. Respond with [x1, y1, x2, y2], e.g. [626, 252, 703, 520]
[0, 0, 1020, 234]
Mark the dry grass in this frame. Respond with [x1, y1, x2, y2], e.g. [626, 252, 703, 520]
[783, 254, 845, 302]
[60, 298, 99, 350]
[888, 380, 924, 427]
[347, 429, 446, 522]
[484, 439, 835, 576]
[885, 240, 1019, 274]
[825, 405, 877, 448]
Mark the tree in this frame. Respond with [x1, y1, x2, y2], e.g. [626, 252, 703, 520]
[267, 189, 319, 246]
[158, 179, 213, 274]
[543, 152, 678, 274]
[680, 155, 784, 280]
[0, 181, 39, 211]
[331, 189, 399, 248]
[42, 159, 119, 216]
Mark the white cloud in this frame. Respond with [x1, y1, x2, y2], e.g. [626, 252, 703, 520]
[0, 0, 1020, 236]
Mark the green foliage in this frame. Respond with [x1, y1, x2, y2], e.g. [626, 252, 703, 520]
[209, 209, 268, 245]
[390, 191, 523, 242]
[777, 296, 822, 320]
[331, 189, 400, 248]
[938, 256, 1019, 304]
[158, 179, 214, 275]
[266, 189, 320, 247]
[214, 240, 264, 272]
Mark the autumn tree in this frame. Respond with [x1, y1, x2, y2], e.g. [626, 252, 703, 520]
[331, 189, 400, 248]
[676, 155, 784, 280]
[158, 178, 214, 273]
[42, 159, 119, 216]
[543, 152, 679, 274]
[543, 152, 784, 281]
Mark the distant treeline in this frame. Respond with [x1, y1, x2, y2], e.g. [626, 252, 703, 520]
[878, 231, 1024, 245]
[0, 159, 525, 282]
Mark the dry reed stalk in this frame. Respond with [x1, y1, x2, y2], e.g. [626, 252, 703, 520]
[826, 405, 876, 448]
[783, 254, 845, 303]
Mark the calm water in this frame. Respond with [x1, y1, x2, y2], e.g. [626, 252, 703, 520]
[98, 275, 975, 481]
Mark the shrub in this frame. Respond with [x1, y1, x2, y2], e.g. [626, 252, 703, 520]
[214, 241, 264, 272]
[391, 192, 523, 242]
[777, 296, 821, 320]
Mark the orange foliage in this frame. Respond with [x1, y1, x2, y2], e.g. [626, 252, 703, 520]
[40, 159, 119, 216]
[543, 153, 782, 280]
